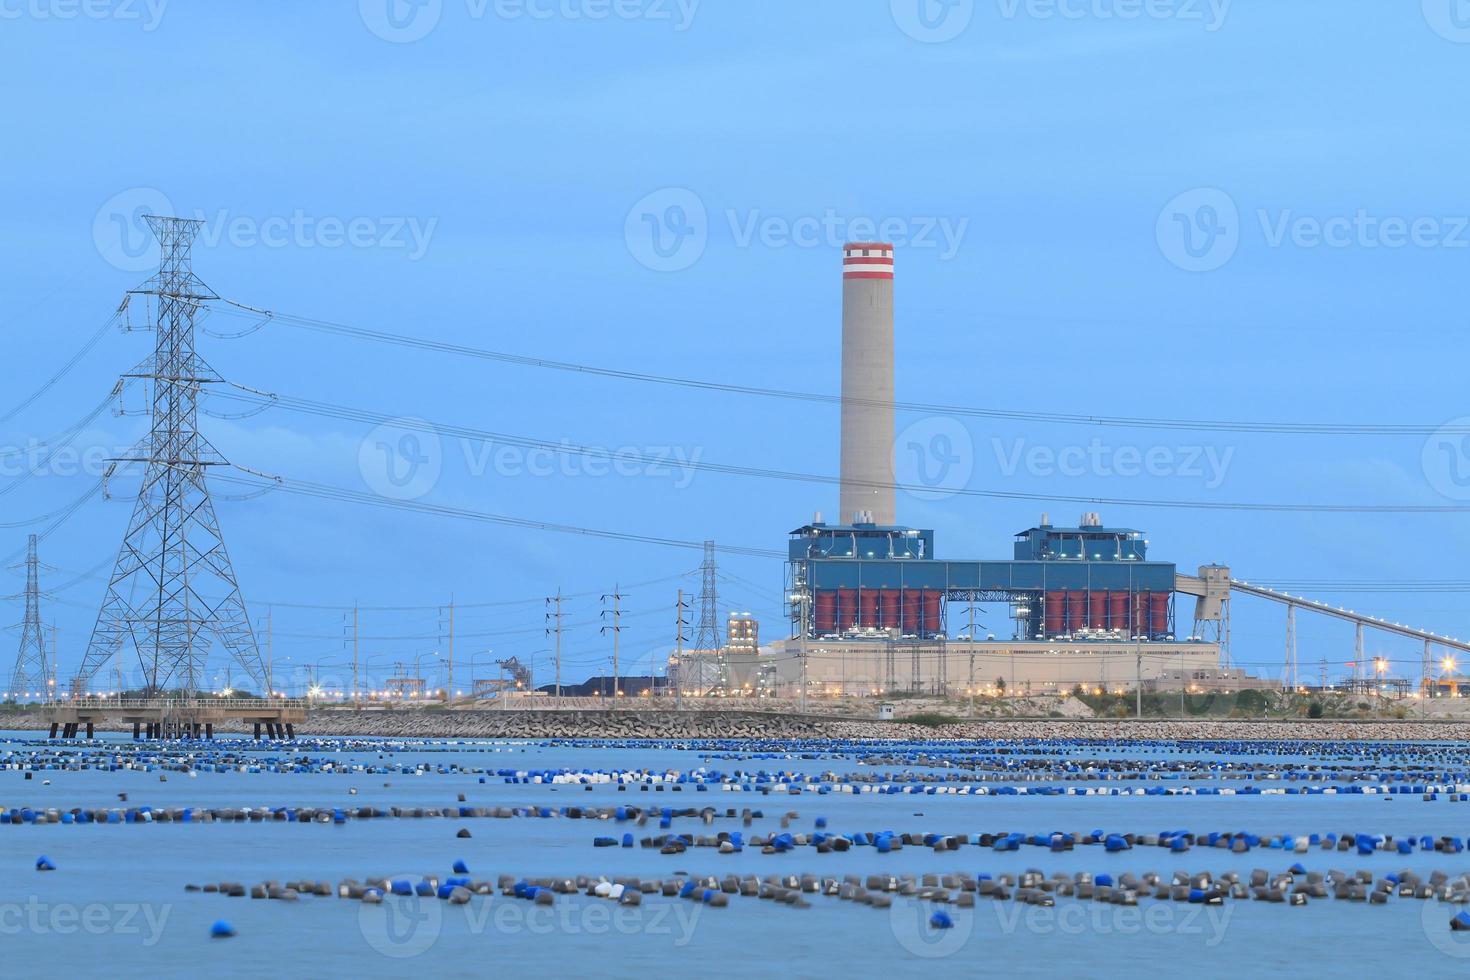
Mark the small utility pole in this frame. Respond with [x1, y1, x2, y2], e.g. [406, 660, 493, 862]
[545, 592, 564, 697]
[674, 589, 689, 710]
[1135, 638, 1143, 719]
[352, 603, 360, 709]
[601, 586, 623, 698]
[446, 597, 455, 704]
[797, 591, 809, 713]
[48, 624, 60, 706]
[968, 601, 976, 717]
[266, 605, 274, 698]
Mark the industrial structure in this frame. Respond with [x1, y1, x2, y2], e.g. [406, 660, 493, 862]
[770, 241, 1470, 698]
[781, 512, 1225, 695]
[23, 225, 1470, 726]
[838, 243, 896, 526]
[767, 242, 1222, 694]
[78, 216, 268, 699]
[8, 534, 54, 701]
[45, 216, 290, 738]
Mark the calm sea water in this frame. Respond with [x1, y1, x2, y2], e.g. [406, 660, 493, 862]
[4, 732, 1470, 978]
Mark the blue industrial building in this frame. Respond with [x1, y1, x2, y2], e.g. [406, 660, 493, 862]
[788, 513, 1177, 642]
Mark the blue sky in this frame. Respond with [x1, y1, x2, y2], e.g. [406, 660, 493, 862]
[2, 0, 1468, 694]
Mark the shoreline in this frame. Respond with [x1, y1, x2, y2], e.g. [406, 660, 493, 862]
[6, 707, 1470, 741]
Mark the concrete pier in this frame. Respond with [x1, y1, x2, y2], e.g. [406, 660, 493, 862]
[44, 697, 306, 740]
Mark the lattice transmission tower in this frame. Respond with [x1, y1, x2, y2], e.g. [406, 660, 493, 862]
[692, 541, 721, 652]
[689, 540, 724, 692]
[9, 534, 53, 700]
[78, 215, 267, 698]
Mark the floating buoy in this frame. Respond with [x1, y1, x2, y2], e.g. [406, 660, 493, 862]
[35, 856, 56, 871]
[210, 920, 236, 938]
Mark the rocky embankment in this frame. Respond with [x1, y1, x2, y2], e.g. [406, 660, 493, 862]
[9, 707, 1470, 741]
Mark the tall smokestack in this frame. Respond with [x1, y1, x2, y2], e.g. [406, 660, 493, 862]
[839, 242, 895, 526]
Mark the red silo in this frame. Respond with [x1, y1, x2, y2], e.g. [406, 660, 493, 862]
[879, 589, 901, 629]
[921, 589, 942, 635]
[814, 591, 837, 634]
[1066, 591, 1085, 631]
[1109, 591, 1129, 633]
[1045, 591, 1065, 636]
[1088, 591, 1107, 629]
[1150, 593, 1170, 637]
[901, 589, 922, 633]
[836, 588, 857, 631]
[858, 590, 879, 628]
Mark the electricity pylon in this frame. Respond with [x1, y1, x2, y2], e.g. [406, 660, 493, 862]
[78, 215, 267, 699]
[9, 534, 53, 701]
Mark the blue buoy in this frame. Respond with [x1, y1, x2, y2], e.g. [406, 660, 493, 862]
[930, 911, 954, 929]
[453, 859, 469, 874]
[210, 920, 236, 938]
[35, 856, 56, 871]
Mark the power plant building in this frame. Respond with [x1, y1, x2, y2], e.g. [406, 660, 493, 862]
[770, 242, 1226, 696]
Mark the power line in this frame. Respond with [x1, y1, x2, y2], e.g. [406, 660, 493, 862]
[211, 386, 1470, 514]
[212, 299, 1470, 436]
[0, 306, 121, 425]
[212, 470, 785, 557]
